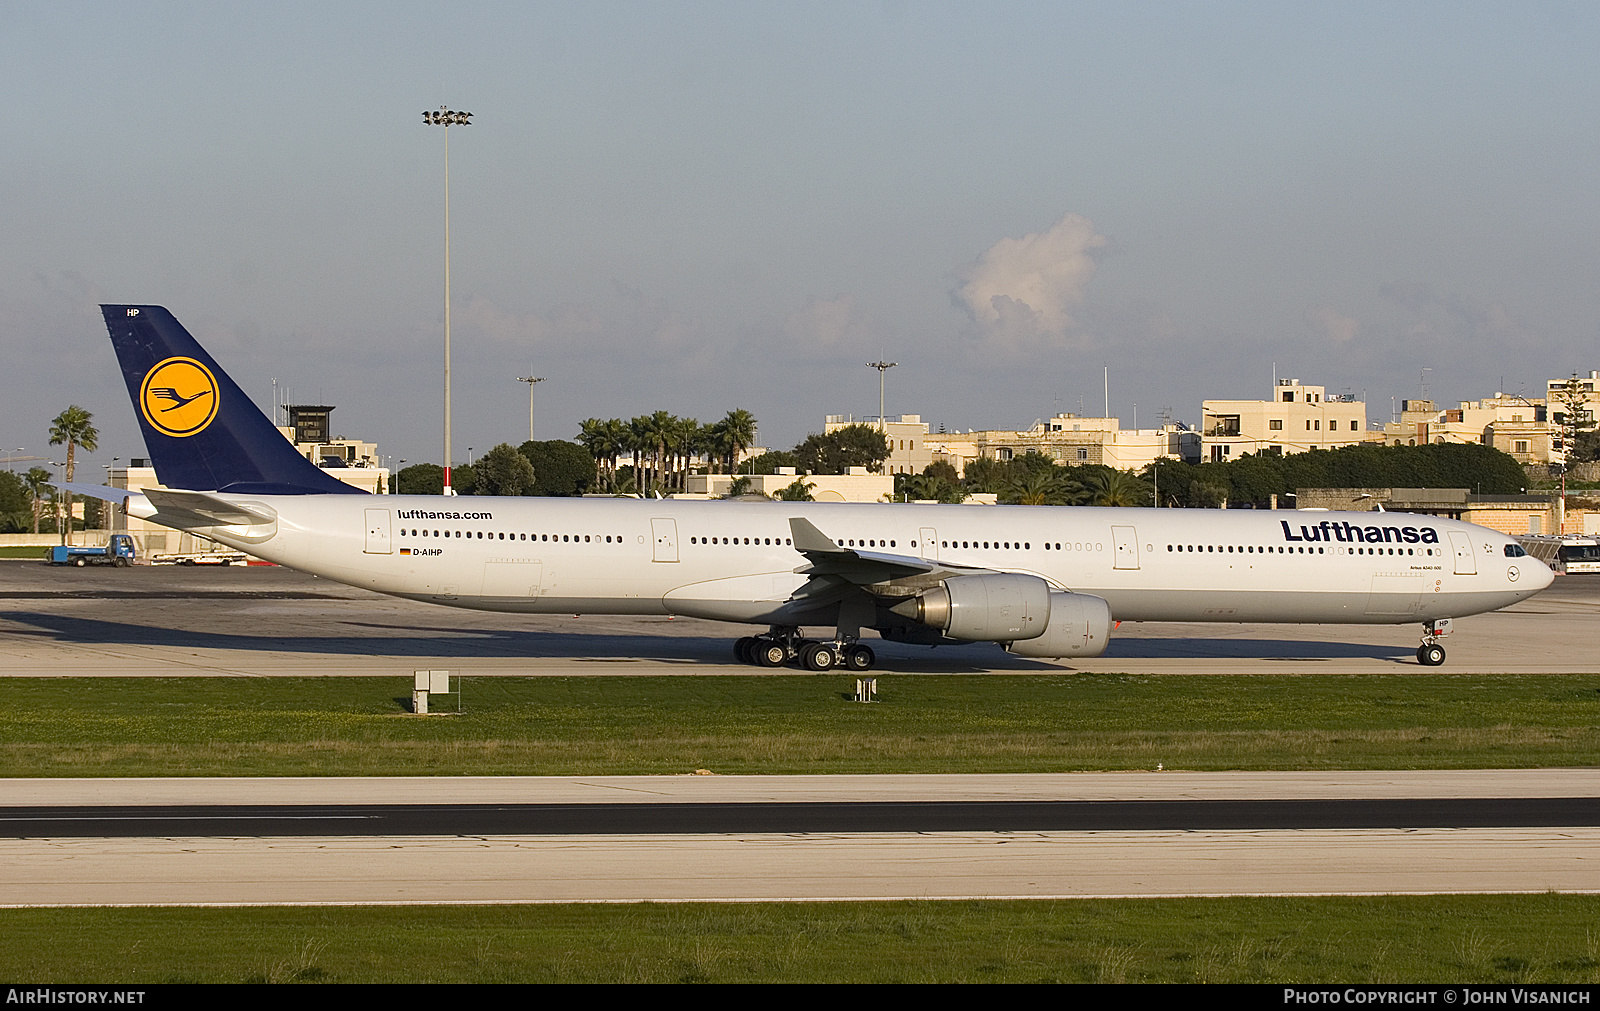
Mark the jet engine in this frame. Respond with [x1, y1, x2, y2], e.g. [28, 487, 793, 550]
[891, 573, 1052, 642]
[1004, 590, 1112, 658]
[888, 575, 1112, 658]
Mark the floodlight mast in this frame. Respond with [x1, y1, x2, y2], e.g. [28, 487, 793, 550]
[423, 106, 473, 495]
[517, 375, 546, 443]
[866, 360, 897, 433]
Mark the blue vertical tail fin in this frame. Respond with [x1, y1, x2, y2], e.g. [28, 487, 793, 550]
[101, 305, 364, 494]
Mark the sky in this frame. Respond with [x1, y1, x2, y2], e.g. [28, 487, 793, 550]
[4, 1, 1599, 476]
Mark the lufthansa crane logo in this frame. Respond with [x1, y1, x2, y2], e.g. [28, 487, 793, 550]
[139, 357, 219, 438]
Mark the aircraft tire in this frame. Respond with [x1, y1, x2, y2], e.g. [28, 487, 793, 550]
[1418, 644, 1446, 666]
[754, 640, 788, 668]
[843, 645, 875, 672]
[802, 643, 837, 672]
[734, 637, 755, 665]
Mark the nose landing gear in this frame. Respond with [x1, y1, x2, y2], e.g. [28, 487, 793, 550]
[1416, 618, 1453, 666]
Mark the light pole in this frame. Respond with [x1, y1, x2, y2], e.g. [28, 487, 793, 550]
[4, 448, 21, 473]
[866, 361, 897, 431]
[423, 105, 473, 495]
[517, 375, 546, 443]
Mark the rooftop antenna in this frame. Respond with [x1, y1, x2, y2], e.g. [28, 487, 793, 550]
[1103, 365, 1110, 419]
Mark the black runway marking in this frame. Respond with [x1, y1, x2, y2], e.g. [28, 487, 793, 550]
[1, 798, 1596, 838]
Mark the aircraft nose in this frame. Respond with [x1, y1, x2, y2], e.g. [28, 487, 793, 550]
[1525, 557, 1556, 592]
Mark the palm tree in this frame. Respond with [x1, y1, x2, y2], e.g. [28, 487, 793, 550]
[578, 418, 622, 492]
[1002, 469, 1078, 506]
[1087, 469, 1148, 507]
[49, 406, 98, 543]
[23, 467, 52, 535]
[718, 409, 757, 474]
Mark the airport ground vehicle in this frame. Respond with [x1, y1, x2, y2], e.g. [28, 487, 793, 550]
[59, 305, 1556, 669]
[46, 534, 136, 567]
[150, 550, 249, 565]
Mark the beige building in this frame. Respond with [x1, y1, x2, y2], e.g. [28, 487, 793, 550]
[929, 415, 1197, 477]
[1380, 395, 1558, 464]
[684, 468, 893, 502]
[1294, 487, 1600, 537]
[823, 415, 934, 476]
[1201, 380, 1369, 463]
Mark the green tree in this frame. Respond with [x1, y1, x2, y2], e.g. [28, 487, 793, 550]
[1551, 375, 1597, 467]
[49, 405, 98, 543]
[795, 424, 890, 474]
[960, 457, 1010, 494]
[472, 444, 536, 497]
[0, 471, 28, 533]
[739, 450, 799, 474]
[773, 478, 816, 501]
[518, 440, 596, 496]
[1087, 469, 1148, 507]
[713, 408, 758, 474]
[23, 467, 52, 534]
[723, 476, 764, 499]
[1001, 468, 1079, 505]
[397, 463, 443, 496]
[896, 472, 963, 503]
[922, 460, 960, 486]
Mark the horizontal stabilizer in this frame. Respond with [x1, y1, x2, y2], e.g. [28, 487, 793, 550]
[142, 489, 277, 526]
[50, 482, 133, 505]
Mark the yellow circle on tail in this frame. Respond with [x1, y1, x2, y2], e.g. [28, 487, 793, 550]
[139, 357, 219, 438]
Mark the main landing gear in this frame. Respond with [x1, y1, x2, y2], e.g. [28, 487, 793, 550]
[734, 627, 876, 672]
[1416, 618, 1453, 666]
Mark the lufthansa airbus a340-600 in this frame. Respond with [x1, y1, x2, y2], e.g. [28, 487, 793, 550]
[61, 305, 1552, 671]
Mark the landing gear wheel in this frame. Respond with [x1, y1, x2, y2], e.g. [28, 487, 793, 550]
[1418, 643, 1446, 666]
[843, 644, 875, 672]
[734, 637, 755, 665]
[754, 640, 788, 668]
[801, 643, 837, 671]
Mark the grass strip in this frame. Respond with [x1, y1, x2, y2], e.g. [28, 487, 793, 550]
[0, 674, 1597, 775]
[0, 896, 1597, 983]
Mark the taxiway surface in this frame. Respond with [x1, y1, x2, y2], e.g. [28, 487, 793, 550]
[1, 561, 1595, 676]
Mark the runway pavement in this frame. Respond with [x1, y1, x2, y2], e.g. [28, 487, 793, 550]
[1, 560, 1596, 676]
[1, 773, 1597, 905]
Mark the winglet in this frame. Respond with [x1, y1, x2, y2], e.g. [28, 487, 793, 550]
[789, 517, 850, 555]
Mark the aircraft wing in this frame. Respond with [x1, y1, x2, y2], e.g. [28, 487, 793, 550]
[787, 516, 997, 598]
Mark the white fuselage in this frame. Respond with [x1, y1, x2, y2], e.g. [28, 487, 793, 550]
[142, 494, 1553, 630]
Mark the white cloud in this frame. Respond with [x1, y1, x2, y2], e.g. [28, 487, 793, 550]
[783, 294, 871, 348]
[1307, 304, 1359, 343]
[954, 212, 1107, 341]
[462, 296, 600, 348]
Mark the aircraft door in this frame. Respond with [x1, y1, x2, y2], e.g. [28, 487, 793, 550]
[363, 509, 392, 554]
[1112, 525, 1140, 569]
[1449, 531, 1477, 575]
[651, 518, 679, 562]
[919, 527, 938, 560]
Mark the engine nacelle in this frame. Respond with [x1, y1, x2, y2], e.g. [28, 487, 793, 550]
[1005, 590, 1112, 658]
[897, 573, 1052, 642]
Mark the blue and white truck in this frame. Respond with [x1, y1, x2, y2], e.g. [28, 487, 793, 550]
[47, 534, 137, 567]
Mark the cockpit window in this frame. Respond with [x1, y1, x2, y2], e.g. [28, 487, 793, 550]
[1504, 544, 1527, 557]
